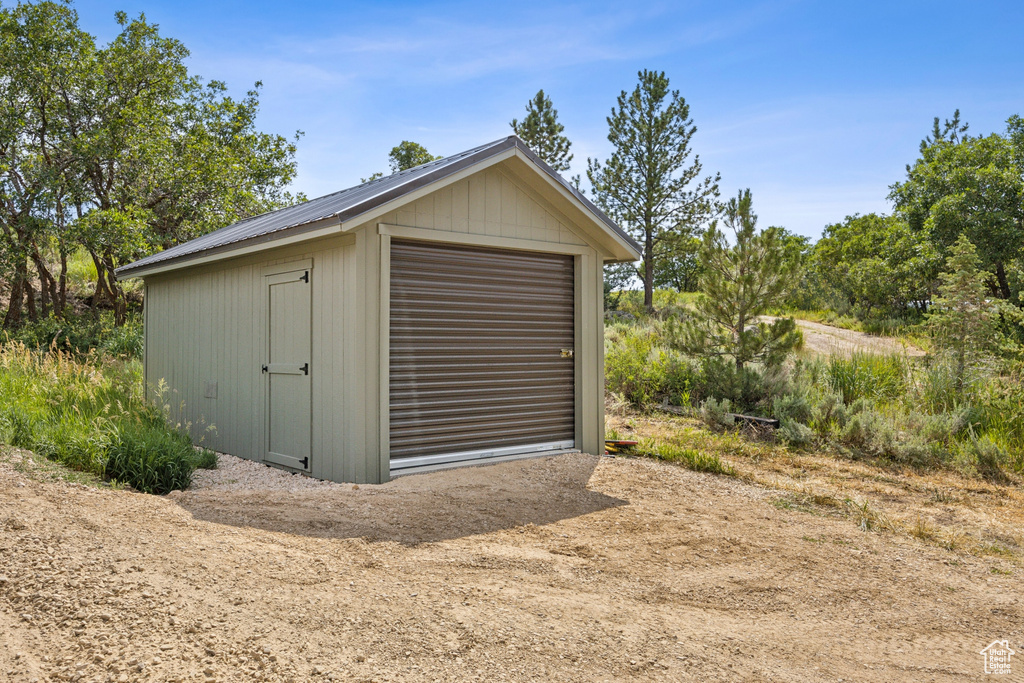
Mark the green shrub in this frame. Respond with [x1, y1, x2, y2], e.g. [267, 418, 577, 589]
[605, 323, 670, 408]
[605, 313, 1024, 479]
[778, 420, 814, 447]
[839, 405, 896, 457]
[954, 436, 1010, 480]
[683, 358, 792, 415]
[104, 421, 197, 494]
[699, 397, 735, 430]
[916, 410, 970, 447]
[773, 393, 812, 424]
[860, 315, 922, 337]
[972, 375, 1024, 471]
[614, 289, 699, 318]
[663, 356, 698, 408]
[916, 356, 986, 413]
[6, 311, 143, 359]
[0, 343, 202, 493]
[191, 447, 218, 470]
[100, 317, 144, 358]
[807, 391, 849, 439]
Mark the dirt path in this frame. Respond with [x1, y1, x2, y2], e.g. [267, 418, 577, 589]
[1, 452, 1020, 682]
[764, 316, 924, 357]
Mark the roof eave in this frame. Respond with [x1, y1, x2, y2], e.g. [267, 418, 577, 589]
[115, 218, 343, 280]
[117, 138, 522, 280]
[507, 147, 641, 262]
[116, 134, 641, 279]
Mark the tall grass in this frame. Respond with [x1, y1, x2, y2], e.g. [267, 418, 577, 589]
[0, 343, 213, 493]
[605, 322, 671, 407]
[826, 352, 910, 404]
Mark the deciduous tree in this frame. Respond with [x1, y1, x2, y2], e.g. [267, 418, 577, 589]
[0, 4, 301, 326]
[0, 0, 92, 324]
[388, 141, 438, 172]
[890, 113, 1023, 300]
[811, 213, 940, 318]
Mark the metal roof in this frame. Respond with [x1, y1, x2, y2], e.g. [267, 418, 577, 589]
[116, 135, 640, 278]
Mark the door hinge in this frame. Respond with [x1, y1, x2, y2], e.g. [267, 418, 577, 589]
[298, 456, 308, 469]
[261, 364, 268, 374]
[300, 362, 309, 375]
[299, 271, 309, 283]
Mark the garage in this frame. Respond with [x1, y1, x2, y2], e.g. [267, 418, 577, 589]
[389, 240, 576, 470]
[117, 135, 641, 484]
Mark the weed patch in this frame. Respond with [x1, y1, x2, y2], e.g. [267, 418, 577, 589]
[0, 343, 209, 493]
[633, 438, 736, 476]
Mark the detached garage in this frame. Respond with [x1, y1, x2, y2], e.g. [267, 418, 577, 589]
[117, 136, 641, 484]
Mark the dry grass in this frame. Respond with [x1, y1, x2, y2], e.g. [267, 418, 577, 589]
[608, 408, 1024, 564]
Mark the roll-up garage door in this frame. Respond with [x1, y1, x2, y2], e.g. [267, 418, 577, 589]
[389, 239, 575, 469]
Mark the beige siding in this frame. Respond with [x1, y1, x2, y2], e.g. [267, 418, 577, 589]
[361, 163, 610, 475]
[378, 166, 592, 248]
[142, 159, 614, 484]
[143, 234, 376, 481]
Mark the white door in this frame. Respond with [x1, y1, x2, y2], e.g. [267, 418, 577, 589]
[263, 268, 312, 471]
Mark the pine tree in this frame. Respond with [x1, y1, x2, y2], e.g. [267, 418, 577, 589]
[670, 190, 800, 370]
[927, 235, 998, 396]
[587, 70, 719, 312]
[510, 90, 573, 172]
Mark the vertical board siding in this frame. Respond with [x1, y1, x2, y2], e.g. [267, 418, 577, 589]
[143, 237, 357, 477]
[142, 161, 612, 484]
[378, 168, 589, 248]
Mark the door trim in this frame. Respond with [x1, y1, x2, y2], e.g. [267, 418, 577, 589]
[262, 264, 313, 472]
[262, 258, 313, 277]
[378, 223, 594, 256]
[389, 440, 576, 473]
[384, 238, 577, 469]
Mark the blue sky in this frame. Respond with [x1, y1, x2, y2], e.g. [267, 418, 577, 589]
[76, 0, 1024, 239]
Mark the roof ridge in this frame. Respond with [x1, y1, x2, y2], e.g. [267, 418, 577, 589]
[234, 136, 513, 225]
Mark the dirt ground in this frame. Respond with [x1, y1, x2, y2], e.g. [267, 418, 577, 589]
[1, 448, 1021, 682]
[763, 317, 925, 358]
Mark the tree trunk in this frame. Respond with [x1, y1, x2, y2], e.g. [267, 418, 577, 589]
[735, 311, 746, 372]
[100, 253, 126, 326]
[24, 273, 37, 322]
[3, 269, 25, 329]
[643, 232, 654, 313]
[56, 251, 68, 318]
[30, 249, 58, 319]
[89, 250, 114, 316]
[995, 262, 1011, 300]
